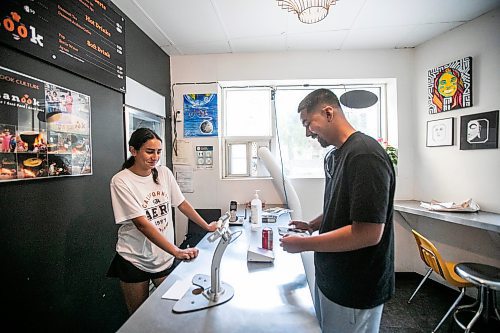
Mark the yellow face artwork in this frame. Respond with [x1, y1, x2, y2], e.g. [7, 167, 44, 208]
[438, 71, 458, 97]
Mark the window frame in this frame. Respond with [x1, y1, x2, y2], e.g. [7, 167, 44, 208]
[223, 137, 272, 178]
[225, 140, 250, 177]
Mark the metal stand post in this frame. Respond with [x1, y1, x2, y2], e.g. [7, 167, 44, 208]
[173, 213, 235, 313]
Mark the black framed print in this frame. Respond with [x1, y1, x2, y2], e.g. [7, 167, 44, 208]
[426, 117, 454, 147]
[460, 110, 499, 150]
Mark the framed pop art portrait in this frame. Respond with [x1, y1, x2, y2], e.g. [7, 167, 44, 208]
[428, 57, 472, 114]
[460, 110, 499, 150]
[426, 117, 454, 147]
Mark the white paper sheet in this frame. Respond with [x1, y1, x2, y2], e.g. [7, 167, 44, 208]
[172, 139, 193, 165]
[174, 165, 194, 193]
[161, 279, 192, 300]
[420, 198, 480, 212]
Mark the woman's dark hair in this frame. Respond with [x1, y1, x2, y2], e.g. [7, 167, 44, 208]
[123, 128, 162, 184]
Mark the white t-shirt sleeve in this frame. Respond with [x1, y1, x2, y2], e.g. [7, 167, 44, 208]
[165, 167, 185, 207]
[110, 177, 144, 224]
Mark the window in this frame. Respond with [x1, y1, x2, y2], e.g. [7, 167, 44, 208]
[221, 83, 388, 179]
[224, 140, 269, 177]
[227, 143, 248, 175]
[224, 88, 272, 137]
[222, 88, 272, 178]
[275, 85, 384, 178]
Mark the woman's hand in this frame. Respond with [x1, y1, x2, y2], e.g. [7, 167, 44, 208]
[174, 247, 199, 260]
[206, 221, 218, 232]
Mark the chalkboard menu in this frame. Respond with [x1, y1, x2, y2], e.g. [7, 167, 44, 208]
[0, 0, 126, 92]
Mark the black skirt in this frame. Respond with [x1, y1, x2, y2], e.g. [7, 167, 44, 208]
[107, 253, 180, 283]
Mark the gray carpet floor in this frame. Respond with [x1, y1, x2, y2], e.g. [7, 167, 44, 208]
[380, 273, 500, 333]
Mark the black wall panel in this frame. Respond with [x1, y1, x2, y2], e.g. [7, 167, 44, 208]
[125, 17, 170, 97]
[0, 45, 127, 331]
[0, 3, 171, 331]
[123, 15, 173, 169]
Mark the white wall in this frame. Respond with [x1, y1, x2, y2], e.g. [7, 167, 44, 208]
[170, 49, 415, 244]
[414, 9, 500, 214]
[169, 9, 500, 285]
[401, 8, 500, 287]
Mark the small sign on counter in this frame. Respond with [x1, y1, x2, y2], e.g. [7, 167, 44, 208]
[161, 279, 192, 300]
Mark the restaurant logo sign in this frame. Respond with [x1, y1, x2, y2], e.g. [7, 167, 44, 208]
[0, 92, 42, 111]
[1, 9, 44, 47]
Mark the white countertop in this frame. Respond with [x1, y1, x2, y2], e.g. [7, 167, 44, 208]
[394, 200, 500, 233]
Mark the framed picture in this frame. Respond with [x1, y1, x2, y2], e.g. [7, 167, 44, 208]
[428, 57, 472, 114]
[460, 110, 499, 150]
[426, 117, 454, 147]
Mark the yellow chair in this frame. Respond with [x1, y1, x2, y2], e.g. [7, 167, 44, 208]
[408, 229, 474, 332]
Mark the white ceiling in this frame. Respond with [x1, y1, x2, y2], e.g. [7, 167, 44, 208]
[112, 0, 500, 56]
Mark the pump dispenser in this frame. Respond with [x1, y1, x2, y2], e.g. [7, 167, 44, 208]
[250, 190, 262, 230]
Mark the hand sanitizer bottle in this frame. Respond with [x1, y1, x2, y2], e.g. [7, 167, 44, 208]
[251, 190, 262, 230]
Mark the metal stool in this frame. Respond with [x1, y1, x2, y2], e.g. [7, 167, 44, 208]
[454, 263, 500, 332]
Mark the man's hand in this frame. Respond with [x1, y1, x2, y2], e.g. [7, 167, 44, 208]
[279, 233, 308, 253]
[289, 220, 313, 234]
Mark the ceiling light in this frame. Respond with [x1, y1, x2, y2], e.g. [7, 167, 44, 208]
[277, 0, 338, 24]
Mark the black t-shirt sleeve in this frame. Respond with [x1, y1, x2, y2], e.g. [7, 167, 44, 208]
[348, 154, 391, 224]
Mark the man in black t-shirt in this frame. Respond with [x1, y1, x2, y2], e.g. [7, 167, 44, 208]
[280, 88, 395, 333]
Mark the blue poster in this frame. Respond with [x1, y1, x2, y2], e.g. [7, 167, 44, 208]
[183, 94, 218, 137]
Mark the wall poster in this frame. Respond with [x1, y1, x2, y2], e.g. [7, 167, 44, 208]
[0, 66, 92, 182]
[183, 94, 218, 137]
[460, 110, 498, 150]
[428, 57, 472, 114]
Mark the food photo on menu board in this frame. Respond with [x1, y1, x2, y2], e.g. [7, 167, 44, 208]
[0, 66, 92, 182]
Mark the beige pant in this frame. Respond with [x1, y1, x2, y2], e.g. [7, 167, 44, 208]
[314, 284, 384, 333]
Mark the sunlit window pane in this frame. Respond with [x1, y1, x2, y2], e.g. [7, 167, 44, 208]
[222, 84, 384, 179]
[340, 87, 381, 139]
[275, 87, 382, 178]
[229, 143, 247, 175]
[225, 89, 272, 136]
[275, 89, 328, 178]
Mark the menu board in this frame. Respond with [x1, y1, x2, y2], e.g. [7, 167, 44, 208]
[0, 65, 92, 182]
[0, 0, 126, 92]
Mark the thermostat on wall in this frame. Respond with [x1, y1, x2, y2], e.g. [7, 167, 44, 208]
[196, 146, 213, 169]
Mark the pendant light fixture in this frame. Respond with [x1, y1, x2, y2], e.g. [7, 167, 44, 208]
[277, 0, 338, 24]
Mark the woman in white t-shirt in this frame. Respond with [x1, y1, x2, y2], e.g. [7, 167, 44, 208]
[107, 128, 218, 315]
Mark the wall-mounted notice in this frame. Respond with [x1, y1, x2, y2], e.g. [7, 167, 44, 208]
[0, 0, 126, 92]
[0, 65, 92, 182]
[174, 165, 194, 193]
[172, 139, 193, 165]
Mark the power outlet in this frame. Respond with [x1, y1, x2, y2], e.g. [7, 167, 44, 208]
[174, 110, 183, 122]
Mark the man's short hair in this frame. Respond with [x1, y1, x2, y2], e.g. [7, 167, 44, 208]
[298, 88, 341, 113]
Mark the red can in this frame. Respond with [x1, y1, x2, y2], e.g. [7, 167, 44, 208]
[262, 227, 273, 250]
